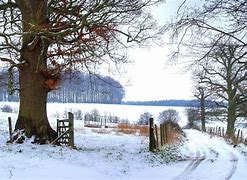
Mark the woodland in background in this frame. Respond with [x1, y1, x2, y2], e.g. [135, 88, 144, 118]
[0, 71, 125, 104]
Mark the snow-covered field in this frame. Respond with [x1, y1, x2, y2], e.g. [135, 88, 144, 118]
[1, 128, 247, 180]
[0, 102, 188, 129]
[0, 102, 247, 180]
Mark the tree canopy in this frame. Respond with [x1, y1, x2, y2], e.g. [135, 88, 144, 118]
[0, 0, 163, 77]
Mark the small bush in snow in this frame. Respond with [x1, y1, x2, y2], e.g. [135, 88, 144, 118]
[184, 108, 201, 129]
[74, 109, 83, 120]
[119, 119, 130, 124]
[108, 115, 120, 123]
[158, 109, 179, 124]
[138, 112, 153, 125]
[1, 104, 13, 113]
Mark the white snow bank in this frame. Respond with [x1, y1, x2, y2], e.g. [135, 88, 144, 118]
[0, 128, 246, 180]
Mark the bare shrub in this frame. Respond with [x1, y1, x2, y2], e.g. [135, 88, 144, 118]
[158, 109, 180, 124]
[138, 112, 153, 125]
[185, 108, 200, 129]
[1, 105, 13, 113]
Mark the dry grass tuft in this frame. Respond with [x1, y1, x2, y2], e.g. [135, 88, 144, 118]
[114, 124, 149, 136]
[167, 131, 184, 144]
[74, 123, 149, 137]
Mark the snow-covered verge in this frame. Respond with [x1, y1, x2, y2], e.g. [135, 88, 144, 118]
[0, 127, 247, 180]
[0, 128, 185, 180]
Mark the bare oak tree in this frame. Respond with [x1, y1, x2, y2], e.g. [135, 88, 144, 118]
[192, 68, 212, 132]
[194, 87, 211, 132]
[0, 0, 163, 143]
[166, 0, 247, 138]
[199, 42, 247, 138]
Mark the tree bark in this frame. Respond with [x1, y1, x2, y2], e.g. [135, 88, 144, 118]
[14, 0, 57, 143]
[226, 98, 237, 138]
[15, 47, 57, 142]
[200, 97, 206, 132]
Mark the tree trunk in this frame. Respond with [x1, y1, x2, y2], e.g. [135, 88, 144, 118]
[226, 99, 237, 138]
[200, 98, 206, 132]
[15, 48, 57, 143]
[14, 0, 57, 143]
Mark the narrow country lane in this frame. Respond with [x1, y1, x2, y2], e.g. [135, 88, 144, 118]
[174, 130, 246, 180]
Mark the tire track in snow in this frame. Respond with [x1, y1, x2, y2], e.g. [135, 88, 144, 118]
[207, 145, 238, 179]
[174, 145, 206, 179]
[225, 151, 238, 180]
[202, 142, 239, 179]
[207, 148, 219, 163]
[173, 130, 243, 179]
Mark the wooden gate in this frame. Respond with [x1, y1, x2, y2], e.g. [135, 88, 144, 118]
[51, 112, 74, 147]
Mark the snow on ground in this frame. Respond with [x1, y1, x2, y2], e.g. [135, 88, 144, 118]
[0, 128, 183, 180]
[0, 102, 247, 180]
[176, 130, 247, 180]
[0, 126, 247, 179]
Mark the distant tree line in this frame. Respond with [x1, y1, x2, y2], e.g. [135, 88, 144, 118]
[122, 99, 216, 107]
[0, 71, 125, 104]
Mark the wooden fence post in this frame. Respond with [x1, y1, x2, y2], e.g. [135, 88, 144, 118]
[163, 123, 166, 144]
[160, 124, 163, 147]
[155, 124, 159, 149]
[8, 117, 13, 143]
[68, 112, 74, 147]
[149, 118, 155, 152]
[236, 129, 240, 142]
[164, 123, 169, 144]
[56, 119, 59, 136]
[240, 131, 243, 143]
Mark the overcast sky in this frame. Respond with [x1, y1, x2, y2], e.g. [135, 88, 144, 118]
[121, 0, 197, 101]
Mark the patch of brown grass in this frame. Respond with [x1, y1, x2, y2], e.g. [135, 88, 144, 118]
[139, 125, 149, 136]
[114, 124, 149, 136]
[167, 131, 183, 144]
[73, 123, 155, 137]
